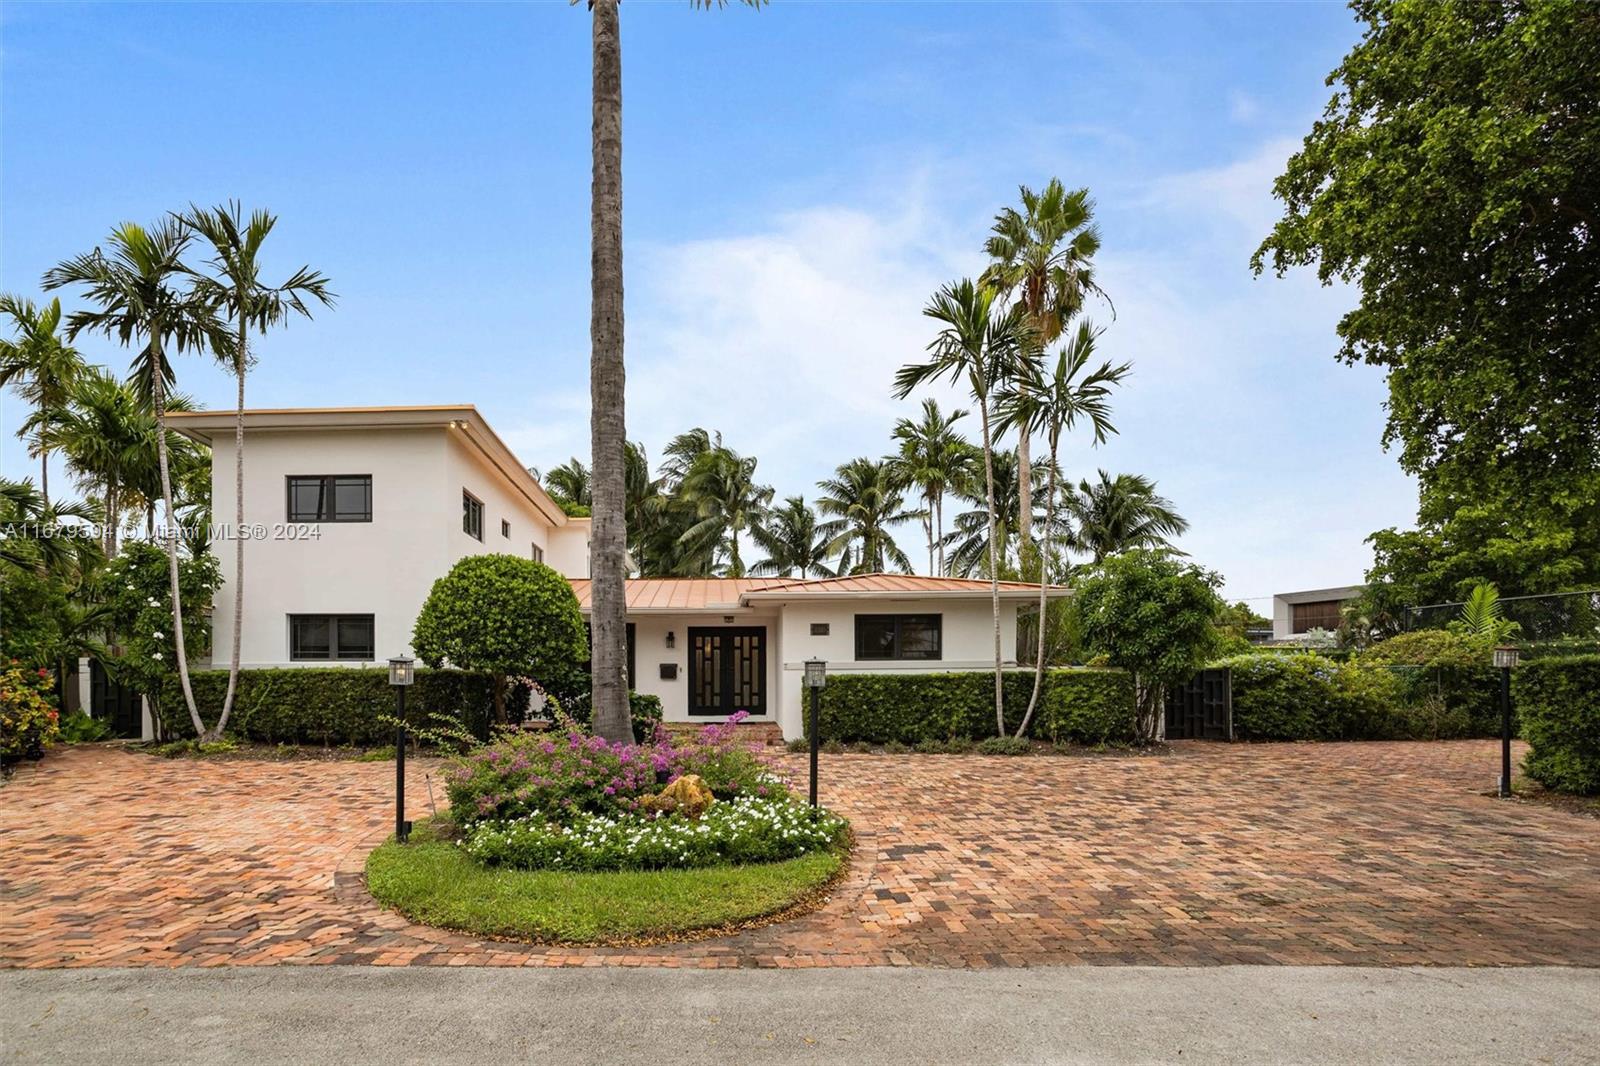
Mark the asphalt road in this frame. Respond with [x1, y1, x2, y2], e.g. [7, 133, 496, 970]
[3, 966, 1597, 1065]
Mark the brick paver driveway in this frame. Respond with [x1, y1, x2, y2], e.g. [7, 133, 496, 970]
[1, 742, 1595, 969]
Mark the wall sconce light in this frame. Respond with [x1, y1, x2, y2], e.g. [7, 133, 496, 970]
[666, 630, 675, 650]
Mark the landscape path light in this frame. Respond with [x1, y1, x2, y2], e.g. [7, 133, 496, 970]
[389, 656, 415, 842]
[1493, 645, 1519, 798]
[804, 659, 827, 808]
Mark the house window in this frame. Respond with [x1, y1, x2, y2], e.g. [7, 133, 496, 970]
[1291, 600, 1345, 634]
[289, 614, 375, 661]
[531, 544, 544, 564]
[501, 519, 511, 539]
[855, 614, 942, 661]
[286, 475, 371, 522]
[462, 491, 483, 540]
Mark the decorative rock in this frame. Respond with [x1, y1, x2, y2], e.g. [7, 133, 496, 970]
[642, 773, 715, 818]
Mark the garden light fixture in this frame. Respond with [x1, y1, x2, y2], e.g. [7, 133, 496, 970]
[389, 656, 415, 842]
[1494, 645, 1519, 797]
[804, 659, 826, 807]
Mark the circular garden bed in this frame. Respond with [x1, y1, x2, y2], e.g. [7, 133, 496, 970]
[366, 714, 850, 945]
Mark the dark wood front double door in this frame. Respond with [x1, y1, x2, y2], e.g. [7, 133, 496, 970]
[687, 627, 766, 717]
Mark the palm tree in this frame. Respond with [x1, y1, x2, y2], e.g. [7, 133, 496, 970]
[1068, 470, 1188, 563]
[44, 219, 231, 737]
[895, 279, 1029, 734]
[816, 459, 921, 574]
[982, 180, 1109, 570]
[0, 295, 84, 506]
[542, 458, 593, 508]
[994, 321, 1129, 736]
[751, 496, 836, 578]
[45, 367, 148, 558]
[889, 399, 975, 576]
[584, 0, 767, 743]
[676, 442, 773, 576]
[0, 478, 99, 580]
[185, 202, 333, 740]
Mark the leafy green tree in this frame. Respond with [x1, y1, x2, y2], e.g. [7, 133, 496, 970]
[896, 279, 1030, 734]
[1067, 470, 1188, 563]
[0, 296, 84, 506]
[582, 0, 767, 745]
[185, 202, 333, 740]
[816, 458, 920, 575]
[751, 496, 835, 578]
[889, 399, 976, 576]
[1074, 550, 1224, 739]
[994, 320, 1128, 736]
[412, 554, 588, 724]
[1254, 0, 1600, 606]
[101, 540, 221, 729]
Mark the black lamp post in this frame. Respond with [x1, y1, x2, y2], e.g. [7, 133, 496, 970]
[1493, 644, 1519, 798]
[389, 656, 415, 841]
[804, 658, 827, 808]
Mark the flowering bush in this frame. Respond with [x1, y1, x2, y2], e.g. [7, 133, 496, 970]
[663, 711, 790, 800]
[1, 662, 60, 762]
[461, 794, 848, 872]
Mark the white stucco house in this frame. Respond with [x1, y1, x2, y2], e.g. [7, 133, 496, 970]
[168, 405, 1062, 740]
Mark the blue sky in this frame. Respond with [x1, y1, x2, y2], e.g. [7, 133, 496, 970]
[0, 1, 1413, 606]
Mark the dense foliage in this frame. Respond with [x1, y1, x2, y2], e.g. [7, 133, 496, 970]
[1074, 551, 1223, 737]
[808, 669, 1136, 745]
[102, 541, 220, 699]
[1514, 655, 1600, 795]
[1255, 0, 1600, 608]
[0, 661, 61, 762]
[412, 554, 588, 721]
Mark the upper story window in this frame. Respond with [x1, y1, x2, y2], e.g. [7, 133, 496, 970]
[289, 614, 375, 661]
[286, 475, 371, 522]
[463, 491, 484, 541]
[501, 519, 511, 539]
[530, 544, 544, 564]
[855, 614, 942, 661]
[1291, 600, 1344, 634]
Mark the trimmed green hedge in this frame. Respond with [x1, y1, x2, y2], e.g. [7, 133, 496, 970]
[1515, 655, 1600, 795]
[157, 668, 662, 746]
[807, 669, 1137, 745]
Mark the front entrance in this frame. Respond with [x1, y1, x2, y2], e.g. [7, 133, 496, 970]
[687, 627, 766, 717]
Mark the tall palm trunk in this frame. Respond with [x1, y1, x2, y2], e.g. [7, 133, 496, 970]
[588, 0, 631, 743]
[935, 491, 945, 575]
[1015, 441, 1057, 738]
[979, 400, 1004, 735]
[39, 447, 48, 508]
[924, 491, 934, 575]
[213, 314, 248, 739]
[150, 332, 202, 736]
[1016, 430, 1031, 571]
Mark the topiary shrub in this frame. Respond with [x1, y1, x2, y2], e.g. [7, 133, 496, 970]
[1515, 655, 1600, 795]
[412, 554, 588, 723]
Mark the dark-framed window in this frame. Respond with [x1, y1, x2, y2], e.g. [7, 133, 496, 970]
[286, 475, 371, 522]
[501, 519, 511, 539]
[531, 544, 545, 564]
[855, 614, 942, 661]
[289, 614, 375, 661]
[463, 491, 484, 540]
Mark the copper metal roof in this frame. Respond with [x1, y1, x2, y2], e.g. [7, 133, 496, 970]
[567, 574, 1063, 612]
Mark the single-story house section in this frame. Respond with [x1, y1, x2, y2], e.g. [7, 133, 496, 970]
[1271, 585, 1364, 642]
[168, 405, 1067, 740]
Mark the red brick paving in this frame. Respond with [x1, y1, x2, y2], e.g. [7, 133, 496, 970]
[0, 741, 1595, 969]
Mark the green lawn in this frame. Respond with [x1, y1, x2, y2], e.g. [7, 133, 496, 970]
[365, 824, 845, 944]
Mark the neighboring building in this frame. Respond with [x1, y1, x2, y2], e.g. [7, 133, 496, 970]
[169, 405, 1062, 740]
[1270, 585, 1364, 642]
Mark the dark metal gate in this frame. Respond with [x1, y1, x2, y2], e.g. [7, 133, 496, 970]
[90, 659, 142, 739]
[1164, 668, 1232, 740]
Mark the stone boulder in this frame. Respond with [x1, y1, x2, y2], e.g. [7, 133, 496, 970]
[641, 773, 715, 819]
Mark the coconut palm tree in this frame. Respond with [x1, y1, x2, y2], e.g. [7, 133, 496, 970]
[751, 496, 835, 579]
[542, 457, 593, 509]
[1068, 470, 1188, 563]
[0, 295, 84, 506]
[816, 458, 921, 575]
[676, 442, 773, 577]
[583, 0, 768, 743]
[44, 219, 231, 736]
[889, 399, 975, 576]
[895, 279, 1029, 734]
[994, 321, 1129, 736]
[982, 180, 1109, 570]
[184, 201, 333, 740]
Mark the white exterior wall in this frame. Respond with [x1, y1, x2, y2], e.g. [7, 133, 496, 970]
[545, 521, 591, 577]
[443, 430, 556, 570]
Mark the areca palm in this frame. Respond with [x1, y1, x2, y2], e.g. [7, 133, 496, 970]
[1068, 470, 1189, 563]
[751, 496, 836, 578]
[583, 0, 767, 743]
[676, 443, 773, 577]
[994, 321, 1129, 736]
[0, 295, 84, 505]
[895, 279, 1029, 733]
[0, 478, 99, 580]
[43, 219, 231, 736]
[185, 201, 333, 740]
[982, 179, 1109, 568]
[889, 399, 976, 576]
[816, 458, 920, 575]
